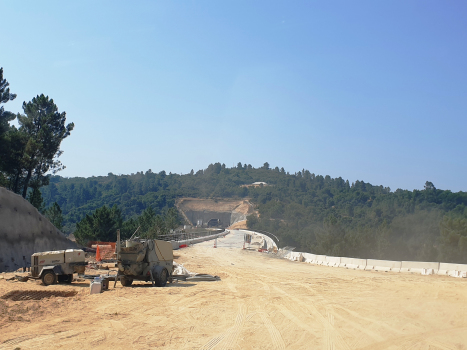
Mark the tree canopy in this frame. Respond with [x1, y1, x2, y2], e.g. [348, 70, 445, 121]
[0, 68, 74, 211]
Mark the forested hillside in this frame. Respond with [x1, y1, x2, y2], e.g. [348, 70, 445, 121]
[38, 162, 467, 263]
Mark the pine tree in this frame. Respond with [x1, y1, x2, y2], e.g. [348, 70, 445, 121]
[17, 94, 74, 197]
[45, 202, 63, 230]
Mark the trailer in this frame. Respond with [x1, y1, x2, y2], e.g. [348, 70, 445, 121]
[31, 249, 86, 285]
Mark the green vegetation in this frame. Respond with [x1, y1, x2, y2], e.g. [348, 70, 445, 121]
[0, 67, 74, 212]
[36, 162, 467, 263]
[73, 205, 181, 245]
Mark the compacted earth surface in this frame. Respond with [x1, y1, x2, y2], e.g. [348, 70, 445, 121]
[1, 230, 467, 350]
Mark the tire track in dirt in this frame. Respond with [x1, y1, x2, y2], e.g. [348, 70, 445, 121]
[297, 282, 390, 348]
[200, 301, 249, 350]
[248, 278, 286, 349]
[275, 303, 320, 338]
[333, 304, 402, 335]
[258, 312, 286, 350]
[200, 333, 227, 350]
[273, 285, 351, 350]
[216, 302, 248, 350]
[0, 335, 35, 348]
[0, 334, 56, 349]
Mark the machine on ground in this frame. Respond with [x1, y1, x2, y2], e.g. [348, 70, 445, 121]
[31, 249, 86, 285]
[116, 230, 174, 287]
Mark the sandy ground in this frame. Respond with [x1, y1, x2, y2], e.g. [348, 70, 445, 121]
[1, 231, 467, 350]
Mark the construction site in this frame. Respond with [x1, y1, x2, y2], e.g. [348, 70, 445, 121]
[1, 189, 467, 349]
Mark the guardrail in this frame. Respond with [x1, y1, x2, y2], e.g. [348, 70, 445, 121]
[169, 230, 227, 250]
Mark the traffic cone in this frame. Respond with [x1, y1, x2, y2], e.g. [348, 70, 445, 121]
[213, 238, 217, 248]
[96, 245, 102, 262]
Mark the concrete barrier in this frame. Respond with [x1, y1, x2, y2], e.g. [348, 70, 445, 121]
[315, 255, 327, 265]
[302, 253, 317, 263]
[400, 261, 440, 274]
[325, 256, 341, 267]
[339, 257, 367, 270]
[366, 259, 401, 272]
[278, 246, 466, 279]
[438, 263, 467, 278]
[170, 241, 180, 250]
[175, 231, 227, 249]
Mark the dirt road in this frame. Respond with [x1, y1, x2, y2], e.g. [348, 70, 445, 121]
[1, 231, 467, 349]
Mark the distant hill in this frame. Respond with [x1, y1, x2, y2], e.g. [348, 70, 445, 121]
[40, 162, 467, 263]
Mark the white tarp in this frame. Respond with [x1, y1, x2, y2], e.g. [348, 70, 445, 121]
[173, 262, 193, 276]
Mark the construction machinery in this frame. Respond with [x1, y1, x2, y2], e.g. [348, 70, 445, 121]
[31, 249, 86, 285]
[116, 230, 173, 287]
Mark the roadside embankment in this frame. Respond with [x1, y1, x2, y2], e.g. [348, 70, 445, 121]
[0, 187, 77, 272]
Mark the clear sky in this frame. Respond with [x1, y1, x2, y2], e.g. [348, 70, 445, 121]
[1, 1, 466, 192]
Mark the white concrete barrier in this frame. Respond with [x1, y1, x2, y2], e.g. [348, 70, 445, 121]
[279, 247, 466, 279]
[325, 256, 341, 267]
[339, 257, 367, 270]
[438, 263, 467, 278]
[400, 261, 440, 274]
[366, 259, 401, 272]
[302, 253, 317, 263]
[170, 241, 180, 250]
[315, 255, 327, 265]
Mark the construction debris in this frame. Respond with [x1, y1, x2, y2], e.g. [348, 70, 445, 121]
[172, 262, 220, 282]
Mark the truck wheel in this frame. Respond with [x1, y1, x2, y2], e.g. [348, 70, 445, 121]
[155, 268, 168, 287]
[120, 276, 133, 287]
[42, 271, 57, 286]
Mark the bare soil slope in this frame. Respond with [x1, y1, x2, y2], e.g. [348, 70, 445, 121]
[228, 220, 248, 230]
[1, 231, 467, 349]
[177, 198, 254, 215]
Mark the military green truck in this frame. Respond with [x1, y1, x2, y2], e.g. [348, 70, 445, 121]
[116, 237, 174, 287]
[31, 249, 86, 285]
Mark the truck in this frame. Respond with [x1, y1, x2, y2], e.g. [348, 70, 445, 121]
[116, 237, 174, 287]
[31, 249, 86, 285]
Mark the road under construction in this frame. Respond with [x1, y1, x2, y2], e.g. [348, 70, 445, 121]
[1, 230, 467, 349]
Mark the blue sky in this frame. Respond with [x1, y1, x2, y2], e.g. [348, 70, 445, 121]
[1, 1, 466, 192]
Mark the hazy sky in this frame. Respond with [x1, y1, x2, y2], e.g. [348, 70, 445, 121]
[1, 1, 466, 192]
